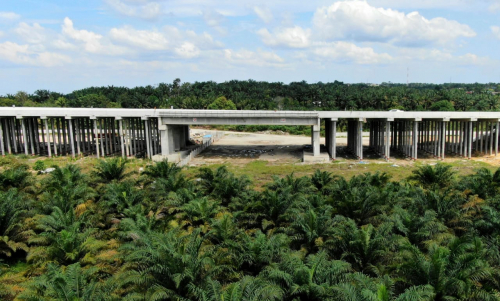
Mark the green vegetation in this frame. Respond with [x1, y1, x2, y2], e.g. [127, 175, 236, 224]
[1, 158, 500, 300]
[2, 80, 499, 112]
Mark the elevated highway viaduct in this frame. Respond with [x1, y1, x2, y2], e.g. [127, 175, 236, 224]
[0, 108, 499, 161]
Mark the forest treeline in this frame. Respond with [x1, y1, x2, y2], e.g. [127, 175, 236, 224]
[2, 159, 500, 300]
[1, 79, 500, 112]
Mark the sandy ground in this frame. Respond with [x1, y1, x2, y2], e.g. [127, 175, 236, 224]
[188, 129, 500, 167]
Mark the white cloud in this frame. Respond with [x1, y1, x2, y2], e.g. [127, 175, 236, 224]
[62, 17, 103, 53]
[224, 48, 285, 67]
[0, 41, 71, 66]
[110, 27, 168, 50]
[258, 26, 311, 48]
[15, 22, 47, 44]
[492, 26, 500, 39]
[0, 12, 20, 22]
[312, 1, 476, 46]
[175, 42, 200, 58]
[254, 6, 274, 23]
[312, 42, 392, 64]
[105, 0, 162, 20]
[62, 17, 126, 55]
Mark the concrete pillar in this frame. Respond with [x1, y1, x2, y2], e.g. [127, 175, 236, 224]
[413, 121, 418, 160]
[312, 124, 320, 157]
[67, 118, 75, 158]
[441, 121, 446, 160]
[490, 122, 494, 156]
[28, 119, 36, 155]
[75, 119, 81, 156]
[0, 119, 4, 156]
[468, 121, 473, 159]
[480, 121, 484, 154]
[118, 119, 126, 158]
[93, 118, 100, 159]
[160, 129, 170, 156]
[19, 118, 28, 155]
[143, 118, 151, 159]
[5, 119, 12, 154]
[385, 120, 391, 160]
[42, 118, 51, 158]
[50, 119, 57, 156]
[496, 121, 499, 156]
[358, 121, 363, 160]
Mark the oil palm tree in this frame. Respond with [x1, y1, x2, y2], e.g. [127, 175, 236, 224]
[0, 189, 29, 257]
[17, 263, 109, 300]
[93, 157, 132, 183]
[409, 163, 456, 189]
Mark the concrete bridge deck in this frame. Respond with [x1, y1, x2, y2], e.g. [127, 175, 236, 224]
[0, 107, 499, 162]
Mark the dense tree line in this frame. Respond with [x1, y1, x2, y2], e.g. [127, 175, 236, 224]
[1, 80, 500, 111]
[2, 159, 500, 300]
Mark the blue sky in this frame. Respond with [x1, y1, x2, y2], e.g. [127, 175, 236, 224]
[1, 0, 500, 94]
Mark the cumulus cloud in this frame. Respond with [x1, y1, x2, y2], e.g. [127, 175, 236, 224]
[108, 24, 222, 59]
[312, 42, 393, 64]
[492, 26, 500, 39]
[175, 42, 200, 58]
[110, 27, 169, 50]
[62, 17, 126, 55]
[105, 0, 162, 20]
[254, 6, 273, 23]
[15, 22, 47, 44]
[312, 0, 476, 46]
[224, 49, 285, 67]
[0, 12, 20, 22]
[62, 17, 103, 53]
[0, 41, 71, 66]
[258, 26, 311, 48]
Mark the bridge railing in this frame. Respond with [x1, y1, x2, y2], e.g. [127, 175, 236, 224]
[178, 131, 224, 167]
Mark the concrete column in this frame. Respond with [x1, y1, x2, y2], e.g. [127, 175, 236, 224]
[361, 121, 364, 159]
[0, 119, 4, 156]
[118, 119, 126, 158]
[475, 122, 479, 151]
[67, 118, 75, 158]
[385, 120, 391, 160]
[13, 119, 20, 154]
[93, 118, 100, 159]
[490, 122, 494, 156]
[42, 118, 51, 158]
[413, 121, 418, 160]
[312, 124, 320, 157]
[4, 119, 12, 154]
[143, 118, 151, 159]
[62, 118, 69, 155]
[332, 121, 337, 160]
[441, 121, 446, 159]
[160, 129, 170, 156]
[496, 121, 499, 156]
[50, 119, 57, 156]
[28, 119, 36, 155]
[480, 121, 484, 154]
[468, 121, 473, 159]
[75, 119, 81, 156]
[19, 118, 28, 155]
[100, 119, 106, 157]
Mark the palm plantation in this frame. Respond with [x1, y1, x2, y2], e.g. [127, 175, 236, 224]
[1, 159, 500, 300]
